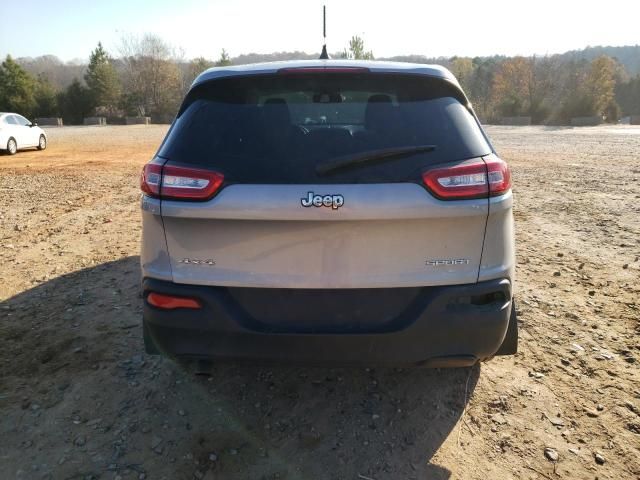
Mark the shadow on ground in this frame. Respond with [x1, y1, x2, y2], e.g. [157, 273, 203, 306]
[1, 257, 479, 480]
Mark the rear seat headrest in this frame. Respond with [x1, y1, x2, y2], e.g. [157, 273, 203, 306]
[262, 97, 291, 127]
[365, 94, 395, 131]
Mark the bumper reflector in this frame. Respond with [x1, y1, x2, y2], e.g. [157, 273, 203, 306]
[147, 292, 202, 310]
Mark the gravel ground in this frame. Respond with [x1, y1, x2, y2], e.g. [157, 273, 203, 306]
[0, 124, 639, 479]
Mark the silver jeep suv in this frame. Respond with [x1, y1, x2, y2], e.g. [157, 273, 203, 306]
[140, 60, 516, 367]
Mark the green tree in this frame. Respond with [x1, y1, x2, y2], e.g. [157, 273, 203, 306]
[556, 56, 622, 122]
[58, 78, 93, 124]
[0, 55, 37, 116]
[84, 42, 121, 114]
[556, 60, 595, 122]
[215, 49, 231, 67]
[468, 57, 499, 122]
[491, 57, 532, 117]
[489, 56, 553, 123]
[585, 55, 620, 121]
[615, 75, 640, 115]
[449, 57, 474, 92]
[527, 56, 555, 123]
[185, 57, 214, 89]
[341, 36, 374, 60]
[34, 74, 58, 117]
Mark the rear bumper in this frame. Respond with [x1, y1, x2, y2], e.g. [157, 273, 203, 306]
[142, 278, 512, 367]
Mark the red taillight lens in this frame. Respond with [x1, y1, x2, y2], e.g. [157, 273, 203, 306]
[422, 156, 511, 200]
[140, 164, 224, 201]
[484, 154, 512, 197]
[160, 165, 224, 200]
[147, 292, 202, 310]
[141, 164, 162, 197]
[422, 159, 489, 200]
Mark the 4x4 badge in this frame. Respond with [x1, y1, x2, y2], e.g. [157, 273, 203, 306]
[301, 192, 344, 210]
[179, 258, 216, 266]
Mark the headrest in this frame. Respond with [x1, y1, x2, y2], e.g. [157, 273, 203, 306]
[262, 98, 291, 127]
[365, 94, 394, 131]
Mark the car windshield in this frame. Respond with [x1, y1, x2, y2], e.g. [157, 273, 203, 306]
[158, 73, 492, 183]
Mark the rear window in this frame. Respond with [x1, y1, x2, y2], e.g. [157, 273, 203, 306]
[158, 73, 492, 183]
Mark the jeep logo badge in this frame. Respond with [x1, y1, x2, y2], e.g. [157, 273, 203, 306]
[301, 192, 344, 210]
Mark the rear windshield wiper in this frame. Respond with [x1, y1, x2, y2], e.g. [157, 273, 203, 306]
[316, 145, 437, 175]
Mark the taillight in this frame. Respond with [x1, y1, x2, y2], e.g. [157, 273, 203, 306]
[160, 165, 224, 200]
[422, 156, 511, 200]
[147, 292, 202, 310]
[483, 154, 512, 197]
[140, 164, 224, 201]
[141, 164, 162, 196]
[422, 159, 489, 200]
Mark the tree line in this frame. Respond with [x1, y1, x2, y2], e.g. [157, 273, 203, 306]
[451, 54, 629, 123]
[0, 34, 231, 124]
[1, 34, 639, 124]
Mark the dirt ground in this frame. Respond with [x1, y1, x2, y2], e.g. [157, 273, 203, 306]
[0, 124, 638, 480]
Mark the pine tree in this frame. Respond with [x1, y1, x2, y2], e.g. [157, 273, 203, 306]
[0, 55, 37, 116]
[215, 49, 231, 67]
[340, 36, 374, 60]
[34, 74, 58, 117]
[85, 42, 121, 114]
[58, 78, 93, 124]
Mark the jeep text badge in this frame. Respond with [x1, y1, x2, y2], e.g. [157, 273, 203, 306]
[301, 192, 344, 210]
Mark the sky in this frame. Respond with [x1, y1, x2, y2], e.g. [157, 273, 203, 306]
[1, 0, 639, 62]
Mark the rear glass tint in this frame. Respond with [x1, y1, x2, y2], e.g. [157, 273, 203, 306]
[158, 73, 492, 183]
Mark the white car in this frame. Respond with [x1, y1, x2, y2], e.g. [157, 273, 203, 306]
[0, 113, 47, 155]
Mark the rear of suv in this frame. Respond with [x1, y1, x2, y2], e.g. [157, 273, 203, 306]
[140, 60, 516, 367]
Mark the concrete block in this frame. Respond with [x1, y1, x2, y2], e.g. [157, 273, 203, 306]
[35, 117, 63, 127]
[125, 116, 151, 125]
[83, 116, 107, 126]
[570, 116, 602, 127]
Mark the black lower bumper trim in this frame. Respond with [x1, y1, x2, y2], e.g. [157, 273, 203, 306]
[142, 278, 512, 367]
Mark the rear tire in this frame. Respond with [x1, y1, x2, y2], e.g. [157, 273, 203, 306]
[495, 300, 518, 355]
[38, 135, 47, 150]
[7, 138, 17, 155]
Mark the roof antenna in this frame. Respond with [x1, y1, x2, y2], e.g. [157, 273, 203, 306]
[319, 5, 330, 59]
